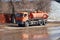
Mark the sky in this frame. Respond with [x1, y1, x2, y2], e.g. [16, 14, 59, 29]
[55, 0, 60, 3]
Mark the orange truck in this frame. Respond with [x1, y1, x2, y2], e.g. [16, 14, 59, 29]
[15, 11, 48, 27]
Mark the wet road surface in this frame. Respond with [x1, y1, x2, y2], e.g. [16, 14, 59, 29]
[0, 22, 60, 40]
[47, 26, 60, 40]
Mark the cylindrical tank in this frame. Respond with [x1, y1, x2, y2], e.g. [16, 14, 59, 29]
[29, 12, 48, 19]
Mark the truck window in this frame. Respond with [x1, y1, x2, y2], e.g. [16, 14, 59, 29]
[20, 13, 23, 17]
[15, 13, 23, 17]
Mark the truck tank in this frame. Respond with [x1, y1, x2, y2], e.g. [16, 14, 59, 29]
[29, 11, 48, 19]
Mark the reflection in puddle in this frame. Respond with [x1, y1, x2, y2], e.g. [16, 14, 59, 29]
[47, 26, 60, 40]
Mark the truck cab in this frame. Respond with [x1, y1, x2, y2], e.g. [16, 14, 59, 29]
[15, 12, 29, 27]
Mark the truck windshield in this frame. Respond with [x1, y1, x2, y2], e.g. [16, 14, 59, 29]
[20, 13, 23, 17]
[15, 13, 23, 17]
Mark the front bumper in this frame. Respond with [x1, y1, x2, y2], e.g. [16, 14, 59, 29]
[16, 21, 24, 24]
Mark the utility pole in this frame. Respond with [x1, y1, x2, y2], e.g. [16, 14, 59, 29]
[9, 0, 15, 23]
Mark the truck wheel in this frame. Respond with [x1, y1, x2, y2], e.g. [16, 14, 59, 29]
[41, 20, 46, 25]
[18, 24, 21, 27]
[18, 24, 24, 27]
[24, 21, 29, 27]
[38, 20, 41, 25]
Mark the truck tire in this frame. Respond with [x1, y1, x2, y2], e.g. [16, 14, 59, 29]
[18, 24, 23, 27]
[38, 20, 42, 25]
[24, 21, 29, 27]
[41, 20, 46, 25]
